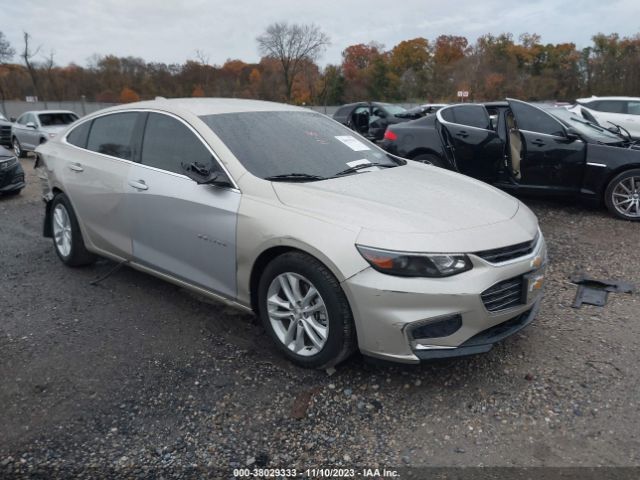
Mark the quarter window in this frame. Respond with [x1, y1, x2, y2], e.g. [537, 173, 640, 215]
[627, 102, 640, 115]
[86, 112, 139, 160]
[140, 113, 216, 175]
[66, 121, 92, 149]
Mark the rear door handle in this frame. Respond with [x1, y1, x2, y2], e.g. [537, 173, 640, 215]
[456, 131, 469, 138]
[68, 162, 83, 172]
[128, 179, 148, 191]
[532, 139, 545, 146]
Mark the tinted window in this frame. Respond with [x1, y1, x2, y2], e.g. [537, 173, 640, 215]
[86, 112, 139, 160]
[17, 114, 30, 125]
[441, 105, 491, 130]
[335, 106, 352, 117]
[38, 112, 78, 126]
[627, 102, 640, 115]
[591, 101, 626, 114]
[199, 111, 396, 179]
[141, 113, 216, 175]
[66, 121, 92, 148]
[510, 101, 565, 136]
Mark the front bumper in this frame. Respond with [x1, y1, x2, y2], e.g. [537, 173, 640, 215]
[0, 161, 25, 193]
[341, 235, 546, 364]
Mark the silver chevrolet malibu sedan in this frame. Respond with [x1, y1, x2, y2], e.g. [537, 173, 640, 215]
[37, 98, 546, 368]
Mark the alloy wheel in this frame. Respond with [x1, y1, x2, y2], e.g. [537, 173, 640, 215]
[53, 204, 73, 257]
[612, 176, 640, 218]
[13, 138, 21, 158]
[266, 272, 329, 356]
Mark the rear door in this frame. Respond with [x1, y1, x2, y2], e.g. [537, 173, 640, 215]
[437, 104, 504, 182]
[60, 111, 142, 258]
[127, 112, 240, 298]
[509, 99, 585, 192]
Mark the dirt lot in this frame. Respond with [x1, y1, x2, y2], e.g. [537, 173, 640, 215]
[1, 157, 639, 477]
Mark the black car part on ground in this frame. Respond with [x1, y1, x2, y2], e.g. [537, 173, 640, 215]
[570, 274, 634, 308]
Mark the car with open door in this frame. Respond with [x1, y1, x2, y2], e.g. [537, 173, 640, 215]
[382, 99, 640, 221]
[332, 102, 409, 141]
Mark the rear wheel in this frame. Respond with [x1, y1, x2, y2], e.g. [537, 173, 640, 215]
[413, 153, 446, 168]
[51, 193, 97, 266]
[257, 251, 356, 369]
[604, 169, 640, 221]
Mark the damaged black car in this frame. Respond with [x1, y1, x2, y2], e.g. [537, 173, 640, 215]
[381, 99, 640, 220]
[0, 146, 25, 196]
[332, 102, 409, 141]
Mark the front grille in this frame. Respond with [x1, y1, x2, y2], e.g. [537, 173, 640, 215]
[0, 125, 10, 144]
[475, 233, 538, 263]
[481, 275, 524, 312]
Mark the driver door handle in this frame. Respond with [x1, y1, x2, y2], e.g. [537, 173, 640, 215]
[532, 139, 545, 146]
[128, 179, 148, 191]
[68, 162, 83, 172]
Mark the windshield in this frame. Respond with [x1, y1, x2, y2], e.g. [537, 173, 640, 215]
[547, 108, 623, 143]
[38, 112, 78, 127]
[199, 111, 398, 180]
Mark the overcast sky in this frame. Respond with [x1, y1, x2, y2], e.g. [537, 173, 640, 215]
[3, 0, 639, 67]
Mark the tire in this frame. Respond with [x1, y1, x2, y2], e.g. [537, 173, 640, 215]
[257, 251, 356, 369]
[604, 169, 640, 221]
[12, 137, 25, 158]
[50, 193, 97, 266]
[413, 153, 447, 168]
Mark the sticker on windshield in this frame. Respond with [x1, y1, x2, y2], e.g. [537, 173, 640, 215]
[346, 159, 372, 168]
[335, 135, 370, 151]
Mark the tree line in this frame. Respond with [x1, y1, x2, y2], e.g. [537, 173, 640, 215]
[0, 25, 639, 110]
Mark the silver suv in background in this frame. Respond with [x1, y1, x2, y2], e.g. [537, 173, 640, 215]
[12, 110, 79, 157]
[569, 96, 640, 140]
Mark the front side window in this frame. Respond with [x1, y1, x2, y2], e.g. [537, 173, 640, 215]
[199, 111, 397, 179]
[510, 101, 565, 136]
[39, 112, 78, 127]
[86, 112, 139, 160]
[140, 113, 217, 175]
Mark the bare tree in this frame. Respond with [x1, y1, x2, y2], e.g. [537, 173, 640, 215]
[43, 50, 62, 101]
[257, 22, 329, 102]
[0, 31, 15, 116]
[22, 32, 46, 106]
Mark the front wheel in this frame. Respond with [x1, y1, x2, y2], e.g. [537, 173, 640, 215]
[12, 137, 25, 158]
[257, 251, 356, 369]
[50, 193, 97, 266]
[413, 153, 447, 168]
[604, 169, 640, 221]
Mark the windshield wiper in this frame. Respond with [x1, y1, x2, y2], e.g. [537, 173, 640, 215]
[264, 173, 326, 182]
[333, 163, 396, 177]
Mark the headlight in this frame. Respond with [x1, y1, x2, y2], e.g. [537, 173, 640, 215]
[356, 245, 473, 278]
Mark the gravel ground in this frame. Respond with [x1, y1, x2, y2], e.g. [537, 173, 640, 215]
[1, 157, 639, 478]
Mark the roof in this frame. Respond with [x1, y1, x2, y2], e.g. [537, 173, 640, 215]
[111, 98, 307, 116]
[23, 110, 78, 115]
[576, 96, 640, 102]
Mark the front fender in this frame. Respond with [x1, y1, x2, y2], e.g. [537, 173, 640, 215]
[581, 143, 640, 202]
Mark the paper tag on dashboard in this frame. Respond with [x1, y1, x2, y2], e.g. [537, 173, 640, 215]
[335, 135, 370, 151]
[346, 159, 372, 168]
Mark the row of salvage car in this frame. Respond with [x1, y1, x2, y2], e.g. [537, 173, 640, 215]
[335, 97, 640, 220]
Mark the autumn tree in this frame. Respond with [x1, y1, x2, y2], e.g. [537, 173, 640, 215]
[257, 22, 329, 102]
[119, 86, 140, 103]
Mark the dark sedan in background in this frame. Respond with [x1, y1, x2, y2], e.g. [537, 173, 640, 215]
[0, 146, 25, 196]
[333, 102, 409, 141]
[382, 99, 640, 220]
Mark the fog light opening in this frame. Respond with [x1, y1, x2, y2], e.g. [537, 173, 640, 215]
[409, 314, 462, 340]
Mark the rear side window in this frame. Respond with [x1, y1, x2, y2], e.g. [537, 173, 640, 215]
[86, 112, 139, 160]
[590, 100, 626, 114]
[441, 105, 491, 130]
[66, 121, 92, 148]
[627, 102, 640, 115]
[509, 101, 565, 136]
[140, 113, 217, 175]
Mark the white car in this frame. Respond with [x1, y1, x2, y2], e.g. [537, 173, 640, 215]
[569, 96, 640, 139]
[37, 98, 546, 368]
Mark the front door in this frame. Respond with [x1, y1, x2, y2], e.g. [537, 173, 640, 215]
[509, 99, 586, 193]
[127, 112, 240, 298]
[438, 104, 504, 182]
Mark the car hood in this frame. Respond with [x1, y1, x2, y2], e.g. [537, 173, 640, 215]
[273, 162, 521, 235]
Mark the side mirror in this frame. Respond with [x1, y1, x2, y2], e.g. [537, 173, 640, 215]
[181, 161, 232, 187]
[26, 122, 37, 129]
[565, 127, 580, 141]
